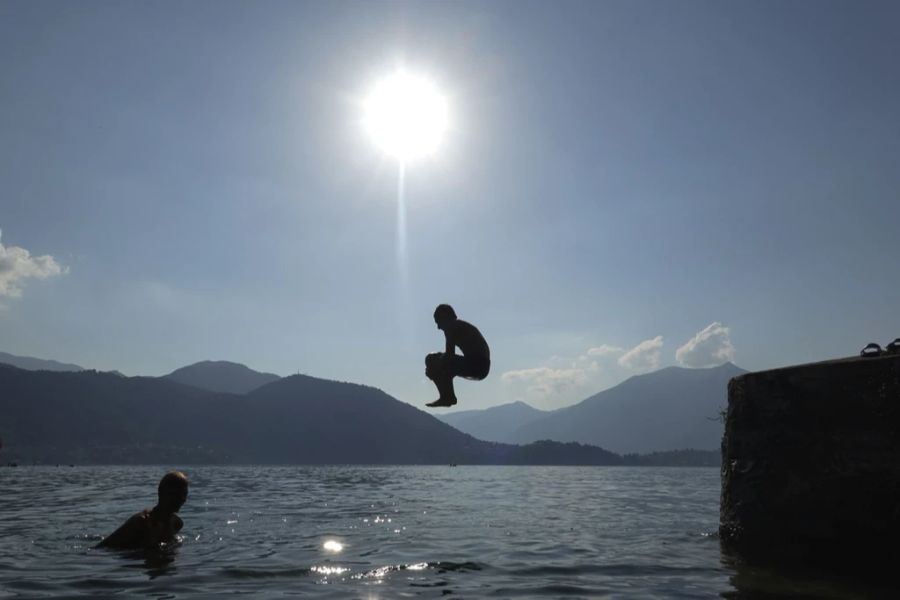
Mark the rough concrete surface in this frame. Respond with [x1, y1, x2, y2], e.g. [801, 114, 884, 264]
[721, 354, 900, 568]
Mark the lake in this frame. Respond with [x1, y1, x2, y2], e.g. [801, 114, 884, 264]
[0, 466, 891, 598]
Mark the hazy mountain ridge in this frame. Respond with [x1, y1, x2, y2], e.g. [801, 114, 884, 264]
[0, 363, 637, 465]
[163, 360, 281, 394]
[437, 401, 550, 443]
[508, 362, 747, 453]
[0, 355, 733, 464]
[0, 351, 84, 372]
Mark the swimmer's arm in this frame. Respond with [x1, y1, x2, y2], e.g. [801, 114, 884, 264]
[173, 515, 184, 533]
[96, 513, 145, 549]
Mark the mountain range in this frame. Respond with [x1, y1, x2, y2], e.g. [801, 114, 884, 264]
[163, 360, 281, 394]
[438, 363, 746, 453]
[0, 351, 84, 373]
[0, 363, 628, 465]
[437, 401, 550, 443]
[0, 351, 742, 463]
[0, 353, 281, 394]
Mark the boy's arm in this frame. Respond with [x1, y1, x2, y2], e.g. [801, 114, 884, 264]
[444, 329, 455, 356]
[96, 513, 145, 549]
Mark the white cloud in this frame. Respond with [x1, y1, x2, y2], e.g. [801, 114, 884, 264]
[499, 337, 664, 407]
[0, 230, 66, 300]
[501, 366, 591, 397]
[617, 336, 663, 371]
[675, 322, 735, 368]
[586, 344, 625, 359]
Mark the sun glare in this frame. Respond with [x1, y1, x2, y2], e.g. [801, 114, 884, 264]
[364, 71, 448, 162]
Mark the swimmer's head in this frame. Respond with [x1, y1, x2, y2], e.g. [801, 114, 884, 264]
[158, 471, 189, 512]
[433, 304, 457, 330]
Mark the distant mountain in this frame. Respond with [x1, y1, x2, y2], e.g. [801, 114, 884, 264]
[0, 364, 629, 465]
[0, 351, 84, 372]
[163, 360, 281, 394]
[509, 363, 747, 454]
[623, 448, 721, 467]
[437, 401, 550, 443]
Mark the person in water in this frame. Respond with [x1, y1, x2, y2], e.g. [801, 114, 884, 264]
[97, 471, 188, 549]
[425, 304, 490, 407]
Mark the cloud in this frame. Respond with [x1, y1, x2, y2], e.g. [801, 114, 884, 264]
[617, 336, 664, 371]
[0, 230, 66, 300]
[501, 366, 592, 397]
[675, 322, 735, 368]
[501, 344, 625, 401]
[586, 344, 625, 359]
[499, 337, 664, 407]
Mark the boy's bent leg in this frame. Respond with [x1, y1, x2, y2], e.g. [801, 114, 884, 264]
[425, 352, 444, 381]
[456, 355, 491, 381]
[426, 379, 457, 407]
[425, 353, 457, 407]
[427, 374, 457, 406]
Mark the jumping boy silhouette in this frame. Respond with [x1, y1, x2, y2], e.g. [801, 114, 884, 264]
[425, 304, 490, 407]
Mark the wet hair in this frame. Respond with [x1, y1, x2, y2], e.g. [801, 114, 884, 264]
[158, 471, 189, 498]
[434, 304, 457, 322]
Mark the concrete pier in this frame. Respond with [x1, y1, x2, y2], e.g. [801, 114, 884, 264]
[720, 354, 900, 568]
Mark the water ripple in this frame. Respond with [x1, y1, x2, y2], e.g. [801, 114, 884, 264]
[1, 465, 887, 598]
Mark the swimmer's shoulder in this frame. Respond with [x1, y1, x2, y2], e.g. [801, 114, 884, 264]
[97, 509, 151, 548]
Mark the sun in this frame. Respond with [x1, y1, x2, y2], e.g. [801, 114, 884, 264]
[363, 70, 448, 163]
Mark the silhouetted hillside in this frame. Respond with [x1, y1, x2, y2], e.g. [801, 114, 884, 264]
[437, 401, 549, 443]
[163, 360, 281, 394]
[489, 440, 623, 465]
[228, 374, 488, 463]
[0, 364, 229, 463]
[0, 364, 635, 465]
[0, 351, 83, 372]
[509, 363, 746, 453]
[623, 448, 721, 467]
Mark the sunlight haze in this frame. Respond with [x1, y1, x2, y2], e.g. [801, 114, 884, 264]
[1, 0, 899, 411]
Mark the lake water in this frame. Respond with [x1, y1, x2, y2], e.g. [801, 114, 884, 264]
[0, 466, 892, 598]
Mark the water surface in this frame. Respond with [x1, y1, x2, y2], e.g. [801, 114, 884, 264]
[0, 466, 891, 598]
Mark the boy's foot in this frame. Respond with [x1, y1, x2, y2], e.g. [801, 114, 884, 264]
[426, 397, 457, 408]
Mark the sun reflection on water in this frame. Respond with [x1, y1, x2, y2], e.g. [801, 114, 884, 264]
[323, 539, 343, 553]
[311, 565, 348, 576]
[352, 562, 430, 580]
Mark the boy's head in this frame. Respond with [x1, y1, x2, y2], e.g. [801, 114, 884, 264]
[157, 471, 189, 512]
[433, 304, 457, 330]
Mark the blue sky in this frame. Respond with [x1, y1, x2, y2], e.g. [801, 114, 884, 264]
[1, 0, 898, 410]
